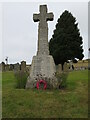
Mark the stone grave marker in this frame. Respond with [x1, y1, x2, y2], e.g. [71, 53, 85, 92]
[5, 64, 9, 71]
[9, 64, 14, 71]
[21, 61, 26, 71]
[0, 63, 2, 71]
[1, 62, 5, 71]
[56, 64, 62, 74]
[14, 63, 20, 71]
[63, 63, 69, 72]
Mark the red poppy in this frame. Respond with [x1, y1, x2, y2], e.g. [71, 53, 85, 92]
[36, 80, 47, 90]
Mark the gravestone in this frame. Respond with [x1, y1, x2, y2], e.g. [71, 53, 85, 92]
[88, 59, 90, 70]
[14, 63, 20, 71]
[0, 63, 1, 71]
[56, 64, 62, 74]
[21, 61, 26, 71]
[26, 5, 58, 89]
[5, 64, 9, 71]
[1, 62, 5, 71]
[56, 63, 69, 73]
[63, 63, 69, 72]
[9, 64, 14, 71]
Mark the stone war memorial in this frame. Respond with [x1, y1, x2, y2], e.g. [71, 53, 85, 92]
[26, 5, 58, 89]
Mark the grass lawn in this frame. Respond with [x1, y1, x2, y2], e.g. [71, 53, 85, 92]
[2, 70, 89, 118]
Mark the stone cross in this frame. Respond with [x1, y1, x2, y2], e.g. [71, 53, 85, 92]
[33, 5, 54, 55]
[26, 5, 58, 89]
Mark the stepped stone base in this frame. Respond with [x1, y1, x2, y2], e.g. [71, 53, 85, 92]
[26, 55, 58, 89]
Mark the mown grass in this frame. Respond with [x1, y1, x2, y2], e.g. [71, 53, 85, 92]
[2, 70, 89, 118]
[2, 71, 16, 88]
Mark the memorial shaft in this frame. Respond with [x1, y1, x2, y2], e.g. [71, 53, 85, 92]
[26, 5, 58, 89]
[33, 5, 54, 55]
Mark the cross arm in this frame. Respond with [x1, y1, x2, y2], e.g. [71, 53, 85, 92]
[33, 14, 40, 22]
[46, 12, 54, 21]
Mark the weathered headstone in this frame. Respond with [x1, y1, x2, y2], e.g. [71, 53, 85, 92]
[56, 63, 69, 73]
[14, 63, 20, 71]
[1, 62, 5, 71]
[88, 59, 90, 70]
[9, 64, 14, 71]
[5, 64, 9, 71]
[56, 64, 62, 74]
[21, 61, 26, 71]
[0, 63, 2, 71]
[26, 5, 58, 89]
[63, 63, 69, 72]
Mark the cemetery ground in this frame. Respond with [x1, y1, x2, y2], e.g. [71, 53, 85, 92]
[2, 70, 88, 118]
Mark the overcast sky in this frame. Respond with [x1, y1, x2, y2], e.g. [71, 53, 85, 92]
[0, 1, 88, 64]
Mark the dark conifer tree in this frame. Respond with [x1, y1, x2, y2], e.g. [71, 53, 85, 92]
[49, 10, 84, 70]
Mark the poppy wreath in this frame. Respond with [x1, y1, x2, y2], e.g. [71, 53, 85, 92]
[36, 80, 47, 90]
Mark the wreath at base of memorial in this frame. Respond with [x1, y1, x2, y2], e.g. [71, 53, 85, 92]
[36, 80, 47, 90]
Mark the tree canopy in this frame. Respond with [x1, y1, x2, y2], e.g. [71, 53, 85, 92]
[49, 10, 84, 70]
